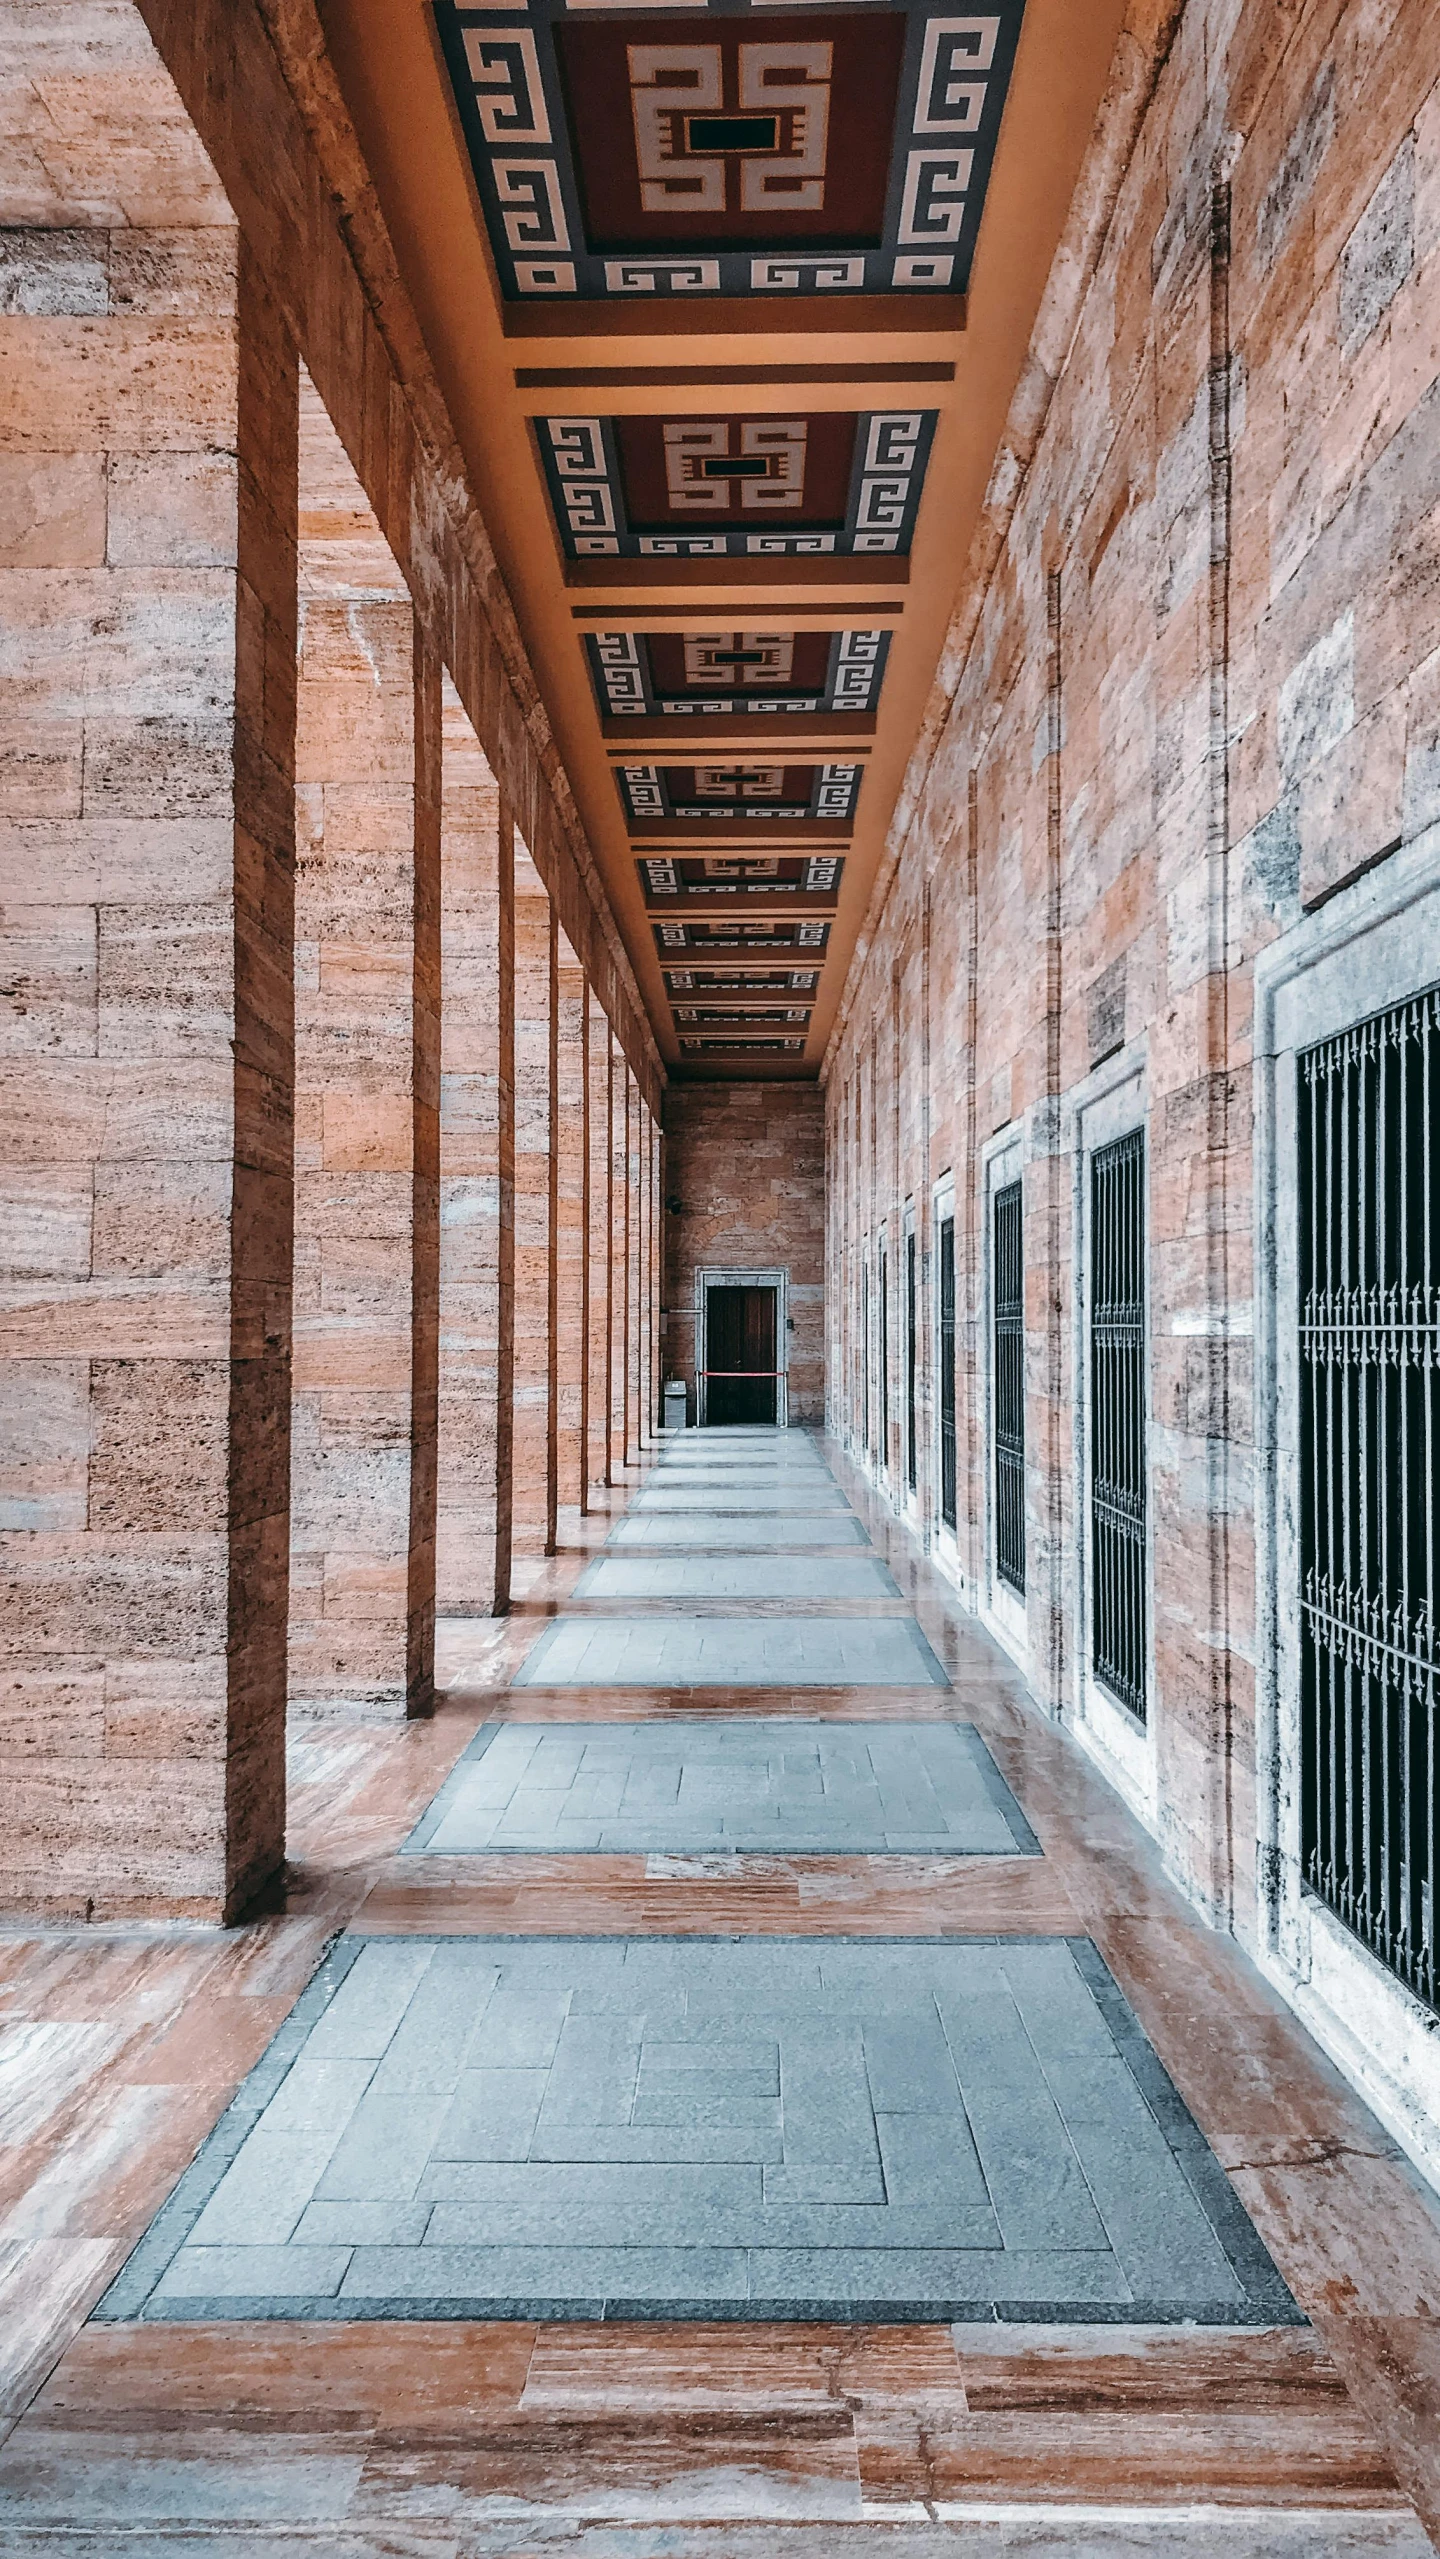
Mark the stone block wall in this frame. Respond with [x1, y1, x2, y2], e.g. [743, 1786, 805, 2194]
[825, 0, 1440, 1938]
[0, 23, 299, 1918]
[664, 1085, 825, 1427]
[0, 0, 661, 1917]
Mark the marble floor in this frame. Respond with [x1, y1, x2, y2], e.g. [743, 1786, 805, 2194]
[2, 1428, 1440, 2550]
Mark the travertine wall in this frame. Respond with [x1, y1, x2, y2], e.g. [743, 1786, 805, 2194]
[826, 0, 1440, 1935]
[0, 65, 299, 1918]
[664, 1085, 825, 1428]
[0, 0, 660, 1916]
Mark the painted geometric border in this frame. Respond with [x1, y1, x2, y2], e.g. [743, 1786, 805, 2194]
[435, 1, 1024, 304]
[540, 413, 934, 557]
[587, 629, 890, 718]
[618, 763, 861, 823]
[653, 917, 832, 951]
[639, 850, 843, 900]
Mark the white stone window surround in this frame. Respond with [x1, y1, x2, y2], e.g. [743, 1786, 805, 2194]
[980, 1122, 1028, 1672]
[929, 1168, 968, 1597]
[875, 1219, 893, 1496]
[1065, 1041, 1156, 1831]
[1253, 824, 1440, 2193]
[694, 1264, 790, 1428]
[901, 1195, 920, 1524]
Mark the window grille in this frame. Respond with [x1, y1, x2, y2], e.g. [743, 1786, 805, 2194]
[939, 1213, 957, 1530]
[1298, 983, 1439, 2017]
[905, 1228, 918, 1492]
[1090, 1130, 1146, 1718]
[860, 1255, 870, 1452]
[878, 1237, 890, 1469]
[993, 1179, 1025, 1594]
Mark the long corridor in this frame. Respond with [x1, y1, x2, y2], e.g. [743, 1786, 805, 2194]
[4, 1431, 1440, 2548]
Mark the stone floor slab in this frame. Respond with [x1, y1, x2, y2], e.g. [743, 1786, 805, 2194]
[510, 1616, 948, 1689]
[609, 1514, 872, 1549]
[99, 1935, 1301, 2327]
[406, 1720, 1033, 1856]
[573, 1555, 903, 1599]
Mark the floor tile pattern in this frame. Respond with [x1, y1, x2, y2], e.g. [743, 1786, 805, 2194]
[512, 1615, 949, 1690]
[404, 1721, 1038, 1856]
[102, 1934, 1297, 2327]
[573, 1555, 902, 1599]
[608, 1512, 871, 1549]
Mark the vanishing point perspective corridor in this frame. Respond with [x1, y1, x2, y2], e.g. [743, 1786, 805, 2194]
[4, 0, 1440, 2541]
[4, 1426, 1440, 2542]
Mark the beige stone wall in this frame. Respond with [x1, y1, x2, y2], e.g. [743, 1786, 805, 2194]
[0, 22, 298, 1918]
[0, 0, 660, 1914]
[664, 1085, 825, 1428]
[825, 0, 1440, 1932]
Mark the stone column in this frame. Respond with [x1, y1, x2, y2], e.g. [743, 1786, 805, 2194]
[436, 682, 513, 1615]
[0, 43, 297, 1918]
[289, 383, 438, 1718]
[620, 1063, 634, 1466]
[512, 844, 554, 1552]
[586, 991, 611, 1496]
[607, 1034, 623, 1482]
[555, 936, 587, 1512]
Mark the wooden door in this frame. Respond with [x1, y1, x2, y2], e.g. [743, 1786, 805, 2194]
[705, 1285, 777, 1424]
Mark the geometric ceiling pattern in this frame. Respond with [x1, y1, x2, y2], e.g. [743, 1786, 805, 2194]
[539, 411, 934, 556]
[374, 0, 1056, 1070]
[587, 630, 889, 721]
[435, 3, 1025, 309]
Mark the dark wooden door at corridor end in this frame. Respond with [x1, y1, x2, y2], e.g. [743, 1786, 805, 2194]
[705, 1286, 778, 1425]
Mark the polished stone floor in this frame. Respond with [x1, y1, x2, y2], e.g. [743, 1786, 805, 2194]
[406, 1720, 1036, 1853]
[4, 1427, 1440, 2549]
[101, 1934, 1288, 2323]
[100, 1433, 1295, 2334]
[512, 1614, 949, 1688]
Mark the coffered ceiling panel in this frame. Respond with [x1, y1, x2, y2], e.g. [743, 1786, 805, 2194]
[588, 627, 888, 719]
[434, 2, 1023, 309]
[319, 0, 1129, 1074]
[538, 410, 933, 557]
[639, 848, 842, 903]
[620, 760, 860, 823]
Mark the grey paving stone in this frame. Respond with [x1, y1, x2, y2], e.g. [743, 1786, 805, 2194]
[152, 2246, 351, 2299]
[433, 2067, 548, 2162]
[630, 1488, 850, 1513]
[111, 1935, 1297, 2327]
[340, 2244, 750, 2301]
[244, 2055, 376, 2140]
[187, 2132, 336, 2247]
[302, 1942, 436, 2060]
[291, 2201, 434, 2246]
[314, 2090, 460, 2205]
[413, 1720, 1029, 1861]
[513, 1615, 947, 1689]
[608, 1513, 870, 1549]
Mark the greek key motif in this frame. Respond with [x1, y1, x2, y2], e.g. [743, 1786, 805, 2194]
[913, 17, 999, 133]
[750, 257, 865, 290]
[493, 157, 570, 250]
[899, 148, 973, 246]
[462, 30, 551, 141]
[603, 260, 721, 292]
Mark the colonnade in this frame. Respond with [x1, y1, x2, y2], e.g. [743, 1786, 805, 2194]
[0, 1, 662, 1925]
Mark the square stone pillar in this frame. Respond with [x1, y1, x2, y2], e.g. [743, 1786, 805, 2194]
[513, 846, 555, 1553]
[289, 385, 439, 1716]
[585, 990, 611, 1495]
[437, 684, 513, 1615]
[0, 74, 297, 1918]
[555, 939, 587, 1511]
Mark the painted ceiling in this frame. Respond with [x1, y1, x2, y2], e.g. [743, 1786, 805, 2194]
[317, 0, 1131, 1074]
